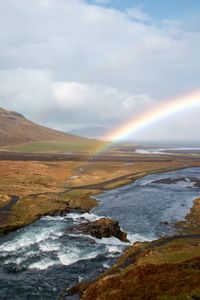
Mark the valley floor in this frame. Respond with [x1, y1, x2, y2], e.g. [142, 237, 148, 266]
[1, 152, 200, 299]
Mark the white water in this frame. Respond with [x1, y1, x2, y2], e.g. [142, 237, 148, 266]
[135, 147, 200, 155]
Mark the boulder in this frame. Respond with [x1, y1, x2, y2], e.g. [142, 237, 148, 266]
[68, 218, 129, 243]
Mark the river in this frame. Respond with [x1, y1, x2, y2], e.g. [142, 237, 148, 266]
[0, 167, 200, 300]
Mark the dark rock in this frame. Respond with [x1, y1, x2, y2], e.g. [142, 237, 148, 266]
[153, 176, 200, 187]
[160, 221, 169, 225]
[67, 218, 129, 242]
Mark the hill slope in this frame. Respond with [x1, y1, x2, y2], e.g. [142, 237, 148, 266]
[0, 107, 105, 153]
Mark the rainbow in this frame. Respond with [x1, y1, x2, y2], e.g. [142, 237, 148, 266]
[96, 90, 200, 154]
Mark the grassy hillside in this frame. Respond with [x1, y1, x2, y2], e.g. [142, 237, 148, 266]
[0, 107, 106, 153]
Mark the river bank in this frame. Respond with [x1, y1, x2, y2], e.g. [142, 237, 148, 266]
[1, 155, 200, 235]
[66, 169, 200, 300]
[1, 167, 200, 299]
[1, 157, 200, 299]
[72, 198, 200, 300]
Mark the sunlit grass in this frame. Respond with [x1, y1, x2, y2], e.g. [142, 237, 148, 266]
[0, 139, 108, 154]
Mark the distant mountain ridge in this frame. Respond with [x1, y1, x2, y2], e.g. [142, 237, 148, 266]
[0, 107, 89, 146]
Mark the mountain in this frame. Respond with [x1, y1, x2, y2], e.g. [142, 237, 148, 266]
[0, 107, 104, 153]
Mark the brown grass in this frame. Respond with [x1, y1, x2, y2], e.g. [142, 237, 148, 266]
[1, 155, 200, 298]
[82, 261, 200, 300]
[0, 157, 200, 235]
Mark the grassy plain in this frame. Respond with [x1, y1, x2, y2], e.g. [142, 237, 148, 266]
[0, 155, 196, 234]
[0, 155, 200, 235]
[0, 139, 107, 154]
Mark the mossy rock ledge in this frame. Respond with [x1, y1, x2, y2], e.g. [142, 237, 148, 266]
[66, 217, 129, 243]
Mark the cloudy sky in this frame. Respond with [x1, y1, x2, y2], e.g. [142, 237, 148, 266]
[0, 0, 200, 143]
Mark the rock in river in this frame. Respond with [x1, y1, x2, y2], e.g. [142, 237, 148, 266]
[67, 218, 129, 243]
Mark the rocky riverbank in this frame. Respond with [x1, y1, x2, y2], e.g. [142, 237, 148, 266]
[1, 157, 200, 236]
[63, 198, 200, 300]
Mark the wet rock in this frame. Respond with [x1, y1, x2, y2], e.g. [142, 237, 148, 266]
[153, 176, 200, 187]
[160, 221, 169, 225]
[67, 218, 129, 242]
[153, 177, 186, 185]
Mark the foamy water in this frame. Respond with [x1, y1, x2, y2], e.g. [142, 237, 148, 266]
[135, 147, 200, 155]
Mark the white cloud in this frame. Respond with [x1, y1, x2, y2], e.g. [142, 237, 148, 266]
[0, 0, 200, 141]
[126, 6, 150, 21]
[0, 68, 156, 128]
[53, 82, 92, 109]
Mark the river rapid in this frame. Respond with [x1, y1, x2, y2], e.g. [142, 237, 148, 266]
[0, 167, 200, 300]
